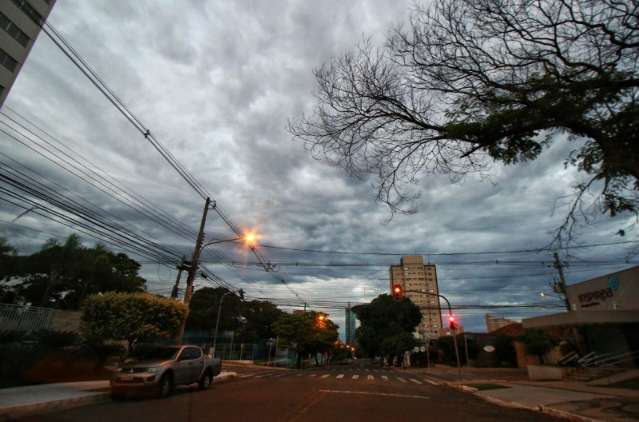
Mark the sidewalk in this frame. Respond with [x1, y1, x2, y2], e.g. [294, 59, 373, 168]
[407, 367, 639, 422]
[0, 372, 238, 419]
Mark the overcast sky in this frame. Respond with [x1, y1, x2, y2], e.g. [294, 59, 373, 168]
[1, 0, 637, 334]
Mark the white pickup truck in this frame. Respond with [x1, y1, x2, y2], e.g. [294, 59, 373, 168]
[110, 345, 222, 399]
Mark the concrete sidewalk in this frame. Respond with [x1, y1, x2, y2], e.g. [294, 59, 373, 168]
[0, 372, 238, 420]
[434, 377, 639, 422]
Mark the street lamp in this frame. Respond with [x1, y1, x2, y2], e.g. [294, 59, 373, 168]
[200, 229, 259, 250]
[210, 290, 234, 359]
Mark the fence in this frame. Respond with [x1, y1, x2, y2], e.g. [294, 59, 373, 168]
[0, 303, 54, 331]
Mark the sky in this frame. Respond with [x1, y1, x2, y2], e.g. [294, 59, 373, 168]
[0, 0, 637, 335]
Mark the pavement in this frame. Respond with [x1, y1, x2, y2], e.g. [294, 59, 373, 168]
[10, 364, 561, 422]
[3, 363, 638, 421]
[404, 366, 639, 422]
[0, 371, 237, 420]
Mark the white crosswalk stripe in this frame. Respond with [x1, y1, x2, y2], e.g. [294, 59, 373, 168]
[424, 378, 438, 385]
[367, 375, 374, 380]
[321, 374, 330, 379]
[409, 378, 422, 385]
[309, 374, 317, 377]
[397, 377, 407, 383]
[381, 375, 388, 381]
[352, 374, 359, 379]
[336, 374, 344, 379]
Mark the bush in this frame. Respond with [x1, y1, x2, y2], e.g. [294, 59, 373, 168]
[32, 330, 80, 348]
[81, 292, 188, 352]
[0, 330, 27, 344]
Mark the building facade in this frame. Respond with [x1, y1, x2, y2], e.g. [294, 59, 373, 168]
[390, 256, 442, 339]
[485, 314, 518, 333]
[345, 303, 356, 345]
[0, 0, 56, 107]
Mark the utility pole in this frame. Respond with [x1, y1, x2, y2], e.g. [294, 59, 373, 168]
[170, 257, 188, 299]
[176, 197, 211, 343]
[553, 252, 570, 311]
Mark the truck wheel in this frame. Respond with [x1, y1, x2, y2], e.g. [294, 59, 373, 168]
[198, 371, 212, 390]
[157, 373, 174, 398]
[111, 391, 125, 401]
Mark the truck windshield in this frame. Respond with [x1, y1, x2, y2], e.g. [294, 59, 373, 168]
[130, 347, 180, 361]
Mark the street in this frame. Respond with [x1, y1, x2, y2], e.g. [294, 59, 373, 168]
[21, 363, 561, 422]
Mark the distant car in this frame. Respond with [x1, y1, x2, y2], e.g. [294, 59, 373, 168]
[110, 345, 221, 399]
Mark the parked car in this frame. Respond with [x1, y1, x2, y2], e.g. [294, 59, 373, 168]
[110, 344, 221, 399]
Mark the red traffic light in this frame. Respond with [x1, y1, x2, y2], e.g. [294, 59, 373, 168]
[392, 284, 403, 300]
[448, 314, 458, 331]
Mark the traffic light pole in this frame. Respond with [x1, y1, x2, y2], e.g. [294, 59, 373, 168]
[404, 290, 461, 376]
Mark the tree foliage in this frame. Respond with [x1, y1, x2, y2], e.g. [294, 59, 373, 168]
[353, 294, 421, 362]
[0, 235, 146, 308]
[273, 311, 339, 368]
[291, 0, 639, 238]
[81, 292, 187, 352]
[185, 287, 285, 343]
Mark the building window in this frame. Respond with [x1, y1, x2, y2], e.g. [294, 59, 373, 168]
[0, 85, 4, 97]
[0, 12, 31, 47]
[0, 48, 18, 72]
[10, 0, 43, 25]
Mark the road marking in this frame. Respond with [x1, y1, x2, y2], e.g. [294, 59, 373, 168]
[381, 375, 388, 381]
[367, 375, 374, 380]
[319, 390, 429, 400]
[409, 378, 422, 384]
[309, 374, 317, 377]
[297, 373, 304, 376]
[397, 377, 407, 383]
[336, 374, 344, 379]
[424, 378, 439, 385]
[321, 374, 330, 379]
[352, 374, 359, 380]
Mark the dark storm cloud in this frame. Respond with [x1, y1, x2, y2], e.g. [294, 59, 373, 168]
[1, 0, 636, 333]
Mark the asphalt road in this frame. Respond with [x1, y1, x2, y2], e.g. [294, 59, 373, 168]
[21, 363, 561, 422]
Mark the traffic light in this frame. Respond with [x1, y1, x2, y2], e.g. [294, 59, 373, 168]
[392, 284, 403, 301]
[448, 314, 458, 331]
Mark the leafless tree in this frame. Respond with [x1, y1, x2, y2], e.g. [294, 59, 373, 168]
[291, 0, 638, 242]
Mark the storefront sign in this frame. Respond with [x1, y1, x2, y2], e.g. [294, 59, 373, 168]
[578, 287, 614, 308]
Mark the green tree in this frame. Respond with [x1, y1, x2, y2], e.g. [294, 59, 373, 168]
[519, 329, 558, 364]
[81, 292, 187, 352]
[353, 294, 421, 365]
[4, 235, 146, 308]
[273, 311, 339, 368]
[237, 300, 285, 343]
[291, 0, 638, 240]
[186, 287, 243, 334]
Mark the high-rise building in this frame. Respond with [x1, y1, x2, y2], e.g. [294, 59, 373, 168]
[345, 303, 356, 345]
[390, 256, 442, 339]
[0, 0, 56, 107]
[485, 314, 518, 333]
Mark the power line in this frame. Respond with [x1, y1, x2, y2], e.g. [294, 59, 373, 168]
[259, 239, 639, 257]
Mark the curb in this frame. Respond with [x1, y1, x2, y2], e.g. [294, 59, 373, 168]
[213, 371, 238, 383]
[476, 393, 602, 422]
[0, 392, 109, 421]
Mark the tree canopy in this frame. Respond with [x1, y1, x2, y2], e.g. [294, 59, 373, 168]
[81, 292, 187, 352]
[0, 235, 146, 308]
[273, 311, 339, 368]
[291, 0, 638, 239]
[353, 294, 422, 362]
[185, 287, 285, 343]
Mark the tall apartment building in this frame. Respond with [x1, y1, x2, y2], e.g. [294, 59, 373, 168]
[345, 303, 356, 345]
[390, 256, 442, 339]
[0, 0, 56, 107]
[485, 314, 517, 333]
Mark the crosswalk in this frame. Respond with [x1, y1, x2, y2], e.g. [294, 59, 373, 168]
[246, 371, 430, 386]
